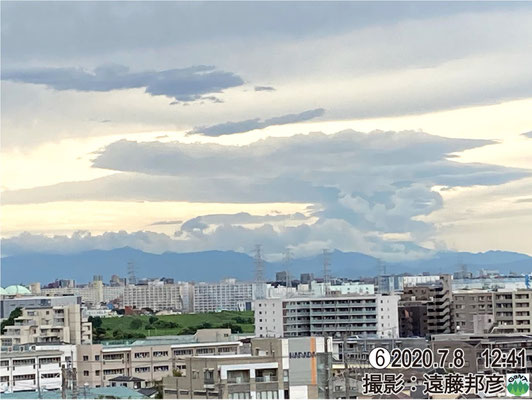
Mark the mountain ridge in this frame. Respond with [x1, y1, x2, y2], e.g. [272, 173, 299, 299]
[1, 247, 531, 286]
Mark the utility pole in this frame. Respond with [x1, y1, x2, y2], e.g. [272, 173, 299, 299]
[61, 365, 66, 399]
[343, 335, 350, 399]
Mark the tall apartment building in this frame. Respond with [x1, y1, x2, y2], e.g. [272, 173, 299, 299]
[254, 294, 400, 339]
[194, 279, 254, 313]
[453, 289, 532, 334]
[1, 304, 92, 347]
[399, 274, 452, 337]
[162, 336, 333, 399]
[76, 329, 242, 387]
[38, 284, 124, 306]
[123, 281, 183, 312]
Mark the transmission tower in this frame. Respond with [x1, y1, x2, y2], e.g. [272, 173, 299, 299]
[127, 261, 137, 285]
[254, 245, 266, 299]
[282, 249, 293, 288]
[323, 249, 331, 295]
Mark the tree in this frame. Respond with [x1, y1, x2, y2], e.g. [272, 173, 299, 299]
[130, 319, 143, 330]
[1, 308, 22, 333]
[88, 316, 102, 329]
[149, 316, 158, 325]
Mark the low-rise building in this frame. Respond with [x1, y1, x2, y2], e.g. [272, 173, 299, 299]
[76, 329, 244, 388]
[431, 333, 532, 374]
[162, 336, 333, 399]
[0, 344, 77, 393]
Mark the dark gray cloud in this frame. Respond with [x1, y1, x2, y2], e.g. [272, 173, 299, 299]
[149, 220, 182, 226]
[188, 108, 325, 136]
[2, 64, 244, 102]
[177, 212, 307, 236]
[4, 2, 520, 64]
[522, 131, 532, 139]
[255, 86, 275, 92]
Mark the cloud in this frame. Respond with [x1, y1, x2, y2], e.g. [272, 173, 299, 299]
[149, 220, 182, 226]
[522, 131, 532, 138]
[188, 108, 325, 136]
[255, 86, 275, 92]
[2, 64, 244, 102]
[3, 129, 529, 259]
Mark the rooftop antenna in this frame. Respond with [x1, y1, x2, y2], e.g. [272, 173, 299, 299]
[283, 249, 293, 288]
[254, 245, 266, 299]
[127, 261, 137, 285]
[323, 249, 331, 295]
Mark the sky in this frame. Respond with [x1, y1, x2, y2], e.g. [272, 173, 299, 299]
[1, 2, 532, 261]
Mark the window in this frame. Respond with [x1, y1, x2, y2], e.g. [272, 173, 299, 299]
[83, 371, 89, 377]
[95, 355, 100, 361]
[154, 365, 169, 372]
[83, 356, 89, 361]
[95, 371, 100, 376]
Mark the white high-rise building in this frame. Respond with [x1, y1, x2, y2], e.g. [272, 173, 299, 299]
[193, 279, 254, 313]
[254, 294, 399, 338]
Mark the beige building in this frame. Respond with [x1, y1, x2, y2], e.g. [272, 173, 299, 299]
[1, 304, 92, 347]
[453, 289, 532, 334]
[162, 336, 333, 399]
[76, 329, 243, 387]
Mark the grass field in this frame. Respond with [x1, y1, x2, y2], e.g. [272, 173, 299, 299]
[92, 310, 254, 341]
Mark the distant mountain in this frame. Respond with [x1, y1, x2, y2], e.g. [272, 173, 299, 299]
[1, 247, 531, 286]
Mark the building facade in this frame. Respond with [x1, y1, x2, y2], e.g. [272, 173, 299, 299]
[162, 336, 333, 399]
[123, 282, 183, 312]
[193, 279, 254, 313]
[399, 274, 453, 337]
[1, 303, 92, 347]
[254, 294, 400, 339]
[76, 329, 243, 387]
[0, 344, 77, 393]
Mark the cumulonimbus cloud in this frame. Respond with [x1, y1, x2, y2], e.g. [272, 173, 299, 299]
[1, 64, 244, 102]
[188, 108, 325, 136]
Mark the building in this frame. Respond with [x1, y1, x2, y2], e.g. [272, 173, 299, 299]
[193, 279, 254, 313]
[399, 274, 453, 337]
[1, 295, 81, 320]
[310, 281, 375, 297]
[431, 333, 532, 374]
[254, 294, 400, 338]
[38, 282, 124, 307]
[491, 289, 532, 334]
[162, 336, 333, 399]
[76, 329, 244, 388]
[0, 344, 76, 393]
[1, 303, 92, 347]
[398, 302, 428, 337]
[123, 280, 183, 312]
[452, 288, 532, 334]
[452, 289, 495, 333]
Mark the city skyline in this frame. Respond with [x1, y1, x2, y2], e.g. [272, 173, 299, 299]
[2, 2, 532, 262]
